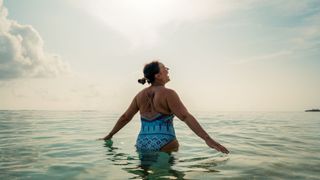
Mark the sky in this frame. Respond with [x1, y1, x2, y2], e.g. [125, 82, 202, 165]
[0, 0, 319, 112]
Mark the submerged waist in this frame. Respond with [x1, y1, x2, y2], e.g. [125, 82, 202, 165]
[137, 115, 176, 151]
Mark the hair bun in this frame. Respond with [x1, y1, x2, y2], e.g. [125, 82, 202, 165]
[138, 78, 146, 85]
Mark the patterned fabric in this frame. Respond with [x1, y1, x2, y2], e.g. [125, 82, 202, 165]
[136, 113, 176, 152]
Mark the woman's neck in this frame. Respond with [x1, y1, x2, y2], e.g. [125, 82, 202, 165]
[151, 81, 165, 87]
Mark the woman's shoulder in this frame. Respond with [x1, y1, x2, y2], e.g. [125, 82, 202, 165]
[162, 87, 174, 92]
[136, 88, 148, 97]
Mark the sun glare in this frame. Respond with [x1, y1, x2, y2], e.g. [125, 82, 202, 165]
[81, 0, 176, 47]
[77, 0, 235, 47]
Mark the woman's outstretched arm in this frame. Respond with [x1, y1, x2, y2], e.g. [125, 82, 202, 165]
[166, 89, 229, 154]
[100, 96, 139, 140]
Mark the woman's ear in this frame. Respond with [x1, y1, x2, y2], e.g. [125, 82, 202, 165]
[155, 73, 160, 79]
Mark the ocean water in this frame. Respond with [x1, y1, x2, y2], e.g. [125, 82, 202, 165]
[0, 110, 319, 179]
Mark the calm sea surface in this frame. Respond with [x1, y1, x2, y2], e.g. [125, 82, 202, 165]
[0, 110, 319, 179]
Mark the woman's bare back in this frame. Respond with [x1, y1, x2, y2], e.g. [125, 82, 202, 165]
[136, 86, 172, 118]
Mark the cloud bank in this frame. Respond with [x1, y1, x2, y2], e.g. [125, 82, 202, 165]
[0, 0, 70, 80]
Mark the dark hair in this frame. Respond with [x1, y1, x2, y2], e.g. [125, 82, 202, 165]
[138, 61, 160, 85]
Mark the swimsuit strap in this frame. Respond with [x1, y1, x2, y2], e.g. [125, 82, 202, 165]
[142, 90, 165, 119]
[146, 91, 156, 112]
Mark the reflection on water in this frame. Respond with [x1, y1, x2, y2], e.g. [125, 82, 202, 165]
[130, 152, 185, 179]
[102, 140, 229, 179]
[103, 140, 186, 179]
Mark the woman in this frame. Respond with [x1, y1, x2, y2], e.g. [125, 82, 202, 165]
[101, 61, 229, 154]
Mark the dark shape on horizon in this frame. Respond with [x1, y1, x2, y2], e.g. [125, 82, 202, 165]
[305, 109, 320, 112]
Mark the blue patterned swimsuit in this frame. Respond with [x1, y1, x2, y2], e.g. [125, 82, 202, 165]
[136, 113, 176, 152]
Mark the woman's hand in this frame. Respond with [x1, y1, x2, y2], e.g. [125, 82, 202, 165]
[205, 138, 229, 154]
[98, 134, 113, 141]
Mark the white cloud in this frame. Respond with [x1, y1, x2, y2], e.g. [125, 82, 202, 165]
[0, 0, 71, 80]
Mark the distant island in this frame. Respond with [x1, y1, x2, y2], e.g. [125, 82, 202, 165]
[305, 109, 320, 112]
